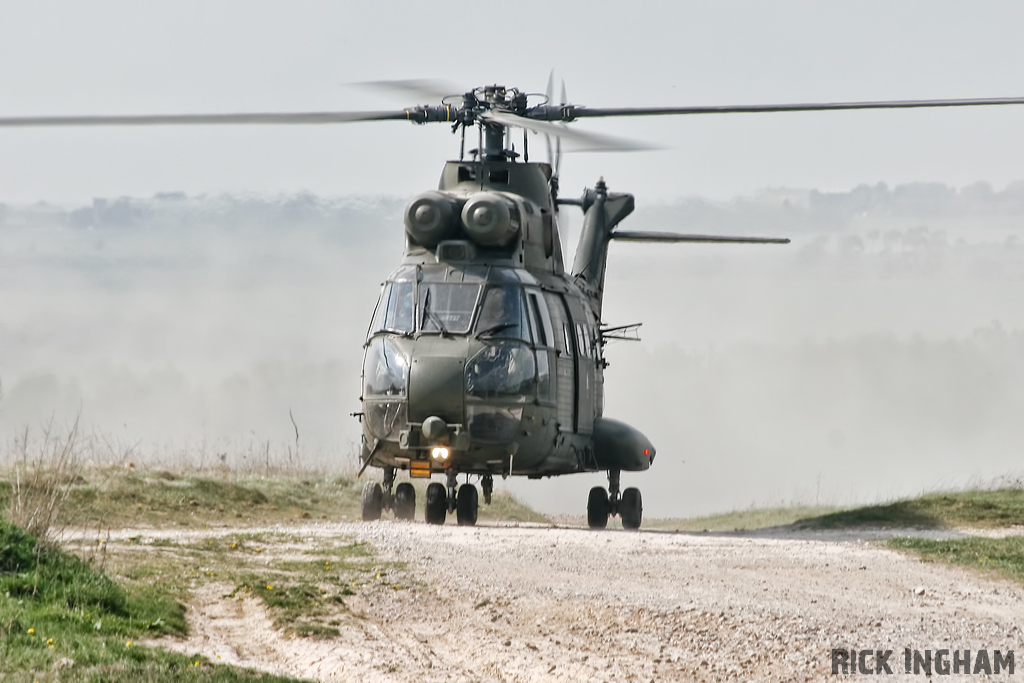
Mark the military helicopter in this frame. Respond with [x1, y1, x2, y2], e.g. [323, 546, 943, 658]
[6, 82, 1024, 528]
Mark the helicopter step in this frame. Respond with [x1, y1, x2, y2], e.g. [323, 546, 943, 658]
[587, 469, 643, 530]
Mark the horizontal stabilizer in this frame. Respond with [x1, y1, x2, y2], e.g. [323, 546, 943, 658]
[610, 231, 789, 244]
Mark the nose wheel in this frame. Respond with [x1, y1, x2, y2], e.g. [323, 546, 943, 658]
[362, 469, 484, 526]
[587, 469, 643, 530]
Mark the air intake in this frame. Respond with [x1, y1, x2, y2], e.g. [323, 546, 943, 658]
[436, 240, 476, 263]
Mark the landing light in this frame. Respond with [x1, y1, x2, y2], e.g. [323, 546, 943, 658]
[431, 446, 450, 460]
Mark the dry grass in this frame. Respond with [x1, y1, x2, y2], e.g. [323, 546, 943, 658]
[6, 418, 84, 542]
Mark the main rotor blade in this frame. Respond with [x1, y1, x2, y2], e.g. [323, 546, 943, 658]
[611, 231, 790, 244]
[544, 72, 555, 168]
[0, 110, 413, 127]
[566, 96, 1024, 119]
[355, 78, 462, 104]
[481, 110, 655, 152]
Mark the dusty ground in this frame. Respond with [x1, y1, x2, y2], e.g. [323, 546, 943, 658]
[121, 521, 1024, 682]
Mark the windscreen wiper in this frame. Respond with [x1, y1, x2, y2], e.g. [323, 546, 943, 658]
[475, 322, 517, 339]
[422, 289, 450, 337]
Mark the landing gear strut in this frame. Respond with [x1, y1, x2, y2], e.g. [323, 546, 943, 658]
[481, 475, 493, 505]
[587, 469, 643, 530]
[382, 466, 396, 512]
[446, 469, 458, 514]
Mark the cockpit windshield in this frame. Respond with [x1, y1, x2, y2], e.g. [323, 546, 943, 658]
[419, 283, 480, 334]
[474, 286, 531, 341]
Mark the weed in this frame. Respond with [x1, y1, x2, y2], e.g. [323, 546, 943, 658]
[7, 420, 82, 541]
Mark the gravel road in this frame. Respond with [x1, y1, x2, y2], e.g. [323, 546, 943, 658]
[147, 521, 1023, 682]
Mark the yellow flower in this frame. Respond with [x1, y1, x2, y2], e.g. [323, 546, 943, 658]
[27, 628, 34, 634]
[126, 640, 132, 647]
[47, 638, 53, 644]
[266, 585, 273, 590]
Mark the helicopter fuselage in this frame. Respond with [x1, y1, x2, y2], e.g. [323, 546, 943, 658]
[358, 159, 656, 484]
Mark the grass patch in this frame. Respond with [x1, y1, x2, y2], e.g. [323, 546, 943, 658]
[800, 489, 1024, 529]
[230, 540, 396, 637]
[645, 505, 840, 532]
[0, 468, 549, 529]
[57, 472, 366, 528]
[887, 536, 1024, 586]
[0, 518, 308, 681]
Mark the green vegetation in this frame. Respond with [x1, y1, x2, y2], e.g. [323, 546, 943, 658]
[228, 539, 388, 638]
[45, 471, 364, 528]
[887, 536, 1024, 586]
[799, 489, 1024, 530]
[0, 519, 309, 682]
[0, 468, 547, 529]
[645, 504, 840, 532]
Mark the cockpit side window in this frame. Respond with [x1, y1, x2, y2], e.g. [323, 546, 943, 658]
[369, 281, 415, 337]
[475, 286, 531, 341]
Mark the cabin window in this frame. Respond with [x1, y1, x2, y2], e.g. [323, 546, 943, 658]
[526, 291, 554, 347]
[419, 283, 480, 334]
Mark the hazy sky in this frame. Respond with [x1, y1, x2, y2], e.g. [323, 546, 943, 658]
[5, 2, 1024, 518]
[4, 1, 1024, 203]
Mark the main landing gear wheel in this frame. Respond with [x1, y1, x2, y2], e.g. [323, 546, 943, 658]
[394, 482, 416, 520]
[361, 481, 383, 521]
[620, 487, 643, 530]
[587, 486, 610, 529]
[425, 482, 447, 525]
[456, 483, 479, 526]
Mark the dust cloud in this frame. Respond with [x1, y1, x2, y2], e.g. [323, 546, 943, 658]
[2, 184, 1023, 517]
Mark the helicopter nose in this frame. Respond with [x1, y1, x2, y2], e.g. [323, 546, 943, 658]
[408, 349, 467, 425]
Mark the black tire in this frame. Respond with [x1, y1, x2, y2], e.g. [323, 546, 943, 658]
[456, 484, 479, 526]
[621, 487, 643, 530]
[587, 486, 610, 529]
[425, 482, 447, 525]
[361, 481, 383, 521]
[394, 482, 416, 520]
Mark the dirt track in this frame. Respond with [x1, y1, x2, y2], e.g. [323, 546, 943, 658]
[141, 521, 1023, 682]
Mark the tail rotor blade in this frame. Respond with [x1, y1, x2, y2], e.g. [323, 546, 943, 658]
[556, 79, 568, 176]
